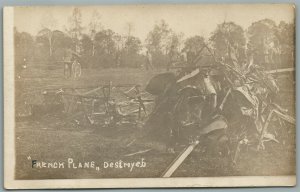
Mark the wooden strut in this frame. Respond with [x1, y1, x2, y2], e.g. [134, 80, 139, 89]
[266, 67, 295, 74]
[22, 84, 141, 94]
[79, 86, 103, 96]
[234, 109, 295, 162]
[259, 109, 295, 146]
[161, 140, 200, 178]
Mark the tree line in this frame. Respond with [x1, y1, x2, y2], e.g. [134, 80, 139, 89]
[14, 8, 294, 70]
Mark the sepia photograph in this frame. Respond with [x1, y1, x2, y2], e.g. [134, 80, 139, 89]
[4, 4, 296, 188]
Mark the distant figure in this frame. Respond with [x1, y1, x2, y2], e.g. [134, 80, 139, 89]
[72, 57, 81, 79]
[63, 49, 73, 79]
[167, 45, 176, 71]
[145, 51, 154, 70]
[64, 62, 72, 79]
[115, 51, 121, 67]
[187, 48, 196, 67]
[181, 49, 188, 64]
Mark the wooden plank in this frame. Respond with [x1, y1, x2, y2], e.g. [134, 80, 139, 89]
[21, 84, 141, 93]
[266, 68, 295, 74]
[257, 109, 295, 151]
[161, 140, 199, 178]
[79, 86, 102, 96]
[274, 110, 296, 125]
[62, 93, 106, 100]
[176, 68, 200, 83]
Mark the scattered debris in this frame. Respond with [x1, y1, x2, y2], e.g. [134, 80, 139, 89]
[124, 149, 152, 157]
[145, 42, 295, 168]
[126, 139, 136, 147]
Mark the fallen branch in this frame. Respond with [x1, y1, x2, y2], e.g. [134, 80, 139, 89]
[124, 149, 152, 157]
[126, 139, 136, 147]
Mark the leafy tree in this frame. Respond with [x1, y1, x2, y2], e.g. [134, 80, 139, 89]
[184, 35, 205, 53]
[81, 34, 93, 55]
[36, 28, 65, 58]
[14, 28, 35, 68]
[51, 31, 73, 62]
[146, 20, 184, 67]
[121, 35, 143, 68]
[36, 12, 71, 62]
[66, 7, 84, 53]
[145, 19, 172, 54]
[183, 35, 206, 65]
[89, 10, 102, 56]
[52, 31, 73, 50]
[124, 36, 142, 54]
[113, 34, 123, 51]
[247, 19, 278, 65]
[80, 34, 93, 68]
[94, 29, 116, 55]
[93, 29, 117, 68]
[210, 21, 246, 65]
[275, 21, 294, 54]
[166, 32, 184, 53]
[273, 21, 295, 68]
[124, 22, 134, 38]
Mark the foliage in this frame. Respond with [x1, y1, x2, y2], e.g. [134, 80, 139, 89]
[274, 21, 295, 68]
[80, 34, 93, 68]
[145, 20, 172, 54]
[14, 8, 295, 70]
[210, 22, 246, 64]
[66, 7, 84, 53]
[94, 29, 116, 55]
[124, 36, 142, 55]
[14, 28, 35, 69]
[89, 10, 102, 57]
[183, 35, 206, 64]
[121, 36, 143, 68]
[247, 19, 278, 66]
[145, 20, 184, 67]
[184, 35, 205, 53]
[276, 21, 294, 51]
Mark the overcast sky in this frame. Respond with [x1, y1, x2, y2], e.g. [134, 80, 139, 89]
[14, 4, 294, 42]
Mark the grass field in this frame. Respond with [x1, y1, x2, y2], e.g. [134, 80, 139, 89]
[15, 66, 296, 179]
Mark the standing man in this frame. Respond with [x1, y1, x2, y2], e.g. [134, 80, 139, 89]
[167, 45, 176, 71]
[115, 51, 121, 68]
[181, 48, 188, 64]
[64, 62, 71, 79]
[63, 49, 73, 79]
[71, 54, 82, 79]
[145, 50, 154, 70]
[186, 48, 196, 67]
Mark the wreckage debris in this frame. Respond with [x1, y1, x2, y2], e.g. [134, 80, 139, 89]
[144, 43, 295, 170]
[15, 43, 294, 176]
[17, 82, 154, 129]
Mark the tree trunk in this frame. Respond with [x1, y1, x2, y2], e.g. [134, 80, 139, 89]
[92, 43, 95, 56]
[49, 34, 52, 57]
